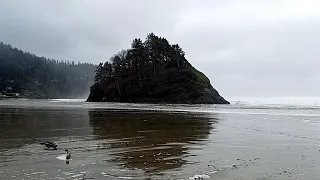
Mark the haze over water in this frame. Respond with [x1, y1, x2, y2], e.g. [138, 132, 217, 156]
[0, 98, 320, 179]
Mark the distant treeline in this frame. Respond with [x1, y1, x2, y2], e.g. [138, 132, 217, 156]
[0, 42, 96, 98]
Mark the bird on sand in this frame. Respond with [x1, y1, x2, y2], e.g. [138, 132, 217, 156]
[65, 149, 71, 165]
[65, 149, 71, 160]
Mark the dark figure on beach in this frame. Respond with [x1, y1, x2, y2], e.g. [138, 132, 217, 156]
[65, 149, 71, 165]
[40, 141, 58, 150]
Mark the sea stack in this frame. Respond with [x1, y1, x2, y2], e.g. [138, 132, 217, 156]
[87, 33, 229, 104]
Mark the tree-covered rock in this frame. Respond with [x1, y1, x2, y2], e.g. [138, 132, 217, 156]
[87, 33, 229, 104]
[0, 42, 96, 98]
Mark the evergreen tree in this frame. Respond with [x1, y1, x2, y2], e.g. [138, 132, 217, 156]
[0, 42, 96, 98]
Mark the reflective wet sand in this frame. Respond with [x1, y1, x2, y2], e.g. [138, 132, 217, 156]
[1, 100, 320, 179]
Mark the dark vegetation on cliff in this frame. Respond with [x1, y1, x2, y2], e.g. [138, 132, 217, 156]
[0, 42, 95, 98]
[88, 33, 229, 104]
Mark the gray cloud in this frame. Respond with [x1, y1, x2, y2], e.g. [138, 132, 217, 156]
[0, 0, 319, 98]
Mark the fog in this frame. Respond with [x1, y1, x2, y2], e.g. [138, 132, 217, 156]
[0, 0, 319, 98]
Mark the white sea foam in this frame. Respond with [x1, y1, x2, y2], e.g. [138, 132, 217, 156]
[49, 99, 86, 102]
[230, 97, 320, 108]
[56, 154, 67, 161]
[2, 97, 320, 117]
[188, 174, 210, 179]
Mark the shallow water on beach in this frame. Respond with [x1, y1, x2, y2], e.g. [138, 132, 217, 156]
[1, 99, 320, 179]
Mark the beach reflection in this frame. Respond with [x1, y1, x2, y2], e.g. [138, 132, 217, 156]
[0, 108, 91, 150]
[89, 110, 220, 174]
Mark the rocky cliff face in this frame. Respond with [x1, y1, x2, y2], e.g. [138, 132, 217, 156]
[87, 66, 229, 104]
[193, 85, 229, 104]
[87, 83, 229, 104]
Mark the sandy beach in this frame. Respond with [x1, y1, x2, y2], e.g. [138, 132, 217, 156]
[0, 99, 319, 179]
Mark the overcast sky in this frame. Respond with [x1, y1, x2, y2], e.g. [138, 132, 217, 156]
[0, 0, 319, 98]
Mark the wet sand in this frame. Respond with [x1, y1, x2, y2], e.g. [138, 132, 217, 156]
[0, 100, 320, 179]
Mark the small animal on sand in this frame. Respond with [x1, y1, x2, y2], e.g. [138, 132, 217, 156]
[65, 149, 71, 165]
[65, 149, 71, 160]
